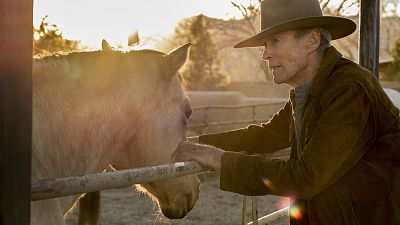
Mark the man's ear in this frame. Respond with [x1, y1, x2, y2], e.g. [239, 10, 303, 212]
[308, 29, 321, 53]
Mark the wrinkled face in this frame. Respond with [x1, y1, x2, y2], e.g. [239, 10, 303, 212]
[261, 30, 310, 86]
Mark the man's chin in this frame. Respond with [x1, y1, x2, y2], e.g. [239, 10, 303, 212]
[273, 77, 282, 84]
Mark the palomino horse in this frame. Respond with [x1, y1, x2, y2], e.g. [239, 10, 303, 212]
[31, 41, 200, 225]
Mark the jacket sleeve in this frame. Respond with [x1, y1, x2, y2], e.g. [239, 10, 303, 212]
[198, 101, 292, 154]
[220, 83, 375, 198]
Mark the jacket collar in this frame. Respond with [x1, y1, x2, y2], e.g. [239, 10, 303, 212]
[308, 46, 342, 96]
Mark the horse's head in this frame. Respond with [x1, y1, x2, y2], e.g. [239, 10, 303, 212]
[97, 41, 200, 219]
[33, 41, 199, 219]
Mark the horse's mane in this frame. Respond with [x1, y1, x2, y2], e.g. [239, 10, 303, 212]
[33, 49, 166, 78]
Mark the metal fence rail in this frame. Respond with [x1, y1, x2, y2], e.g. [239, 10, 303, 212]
[31, 160, 289, 225]
[189, 119, 268, 128]
[189, 101, 287, 134]
[191, 101, 286, 110]
[31, 161, 210, 201]
[247, 207, 289, 225]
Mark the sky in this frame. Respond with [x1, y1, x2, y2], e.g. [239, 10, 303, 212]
[33, 0, 249, 49]
[33, 0, 392, 49]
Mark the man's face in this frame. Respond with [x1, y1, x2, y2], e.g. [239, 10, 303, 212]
[261, 30, 310, 86]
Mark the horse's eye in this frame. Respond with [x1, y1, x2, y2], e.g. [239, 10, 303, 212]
[184, 101, 192, 119]
[185, 106, 192, 119]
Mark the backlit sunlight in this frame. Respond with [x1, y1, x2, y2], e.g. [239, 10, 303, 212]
[33, 0, 400, 49]
[33, 0, 248, 49]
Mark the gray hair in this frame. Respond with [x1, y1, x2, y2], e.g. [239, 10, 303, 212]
[294, 27, 332, 54]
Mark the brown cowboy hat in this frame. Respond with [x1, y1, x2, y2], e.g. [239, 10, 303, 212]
[234, 0, 356, 48]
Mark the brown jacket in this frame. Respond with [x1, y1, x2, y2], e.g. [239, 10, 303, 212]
[199, 47, 400, 225]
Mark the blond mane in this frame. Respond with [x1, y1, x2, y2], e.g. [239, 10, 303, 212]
[33, 49, 166, 79]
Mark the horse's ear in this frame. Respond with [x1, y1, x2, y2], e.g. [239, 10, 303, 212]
[164, 43, 191, 79]
[102, 39, 113, 52]
[128, 31, 139, 46]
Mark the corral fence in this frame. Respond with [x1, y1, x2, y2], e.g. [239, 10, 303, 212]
[32, 101, 291, 225]
[189, 101, 291, 225]
[188, 101, 291, 160]
[188, 100, 287, 135]
[32, 161, 289, 225]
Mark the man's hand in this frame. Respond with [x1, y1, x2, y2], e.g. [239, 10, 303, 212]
[172, 142, 224, 170]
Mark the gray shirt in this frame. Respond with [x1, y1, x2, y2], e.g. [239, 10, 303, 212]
[294, 81, 313, 158]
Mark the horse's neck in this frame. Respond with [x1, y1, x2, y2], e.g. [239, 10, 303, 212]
[32, 80, 136, 180]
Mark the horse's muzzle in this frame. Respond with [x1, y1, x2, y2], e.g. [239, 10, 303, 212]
[162, 206, 187, 219]
[161, 192, 197, 219]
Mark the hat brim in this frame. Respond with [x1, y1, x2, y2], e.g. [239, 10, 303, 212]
[233, 16, 356, 48]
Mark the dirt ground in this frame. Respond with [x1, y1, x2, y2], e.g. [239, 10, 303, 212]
[65, 172, 289, 225]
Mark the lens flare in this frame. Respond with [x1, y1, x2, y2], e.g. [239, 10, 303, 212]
[290, 206, 303, 220]
[261, 177, 274, 190]
[276, 197, 290, 210]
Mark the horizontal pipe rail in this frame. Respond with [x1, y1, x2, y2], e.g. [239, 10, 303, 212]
[192, 101, 286, 110]
[247, 207, 289, 225]
[31, 161, 210, 201]
[189, 101, 287, 134]
[189, 119, 268, 128]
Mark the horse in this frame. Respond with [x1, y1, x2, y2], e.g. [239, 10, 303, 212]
[31, 40, 200, 225]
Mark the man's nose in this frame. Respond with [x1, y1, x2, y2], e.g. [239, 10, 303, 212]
[261, 46, 272, 61]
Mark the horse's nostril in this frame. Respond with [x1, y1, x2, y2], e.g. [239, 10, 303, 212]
[162, 207, 187, 219]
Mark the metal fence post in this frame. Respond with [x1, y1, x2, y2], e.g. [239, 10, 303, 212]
[359, 0, 380, 77]
[0, 0, 33, 224]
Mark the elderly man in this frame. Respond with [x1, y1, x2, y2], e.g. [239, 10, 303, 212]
[172, 0, 400, 224]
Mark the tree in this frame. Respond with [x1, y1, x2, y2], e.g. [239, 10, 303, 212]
[230, 0, 260, 34]
[388, 39, 400, 81]
[33, 16, 80, 55]
[319, 0, 359, 16]
[229, 0, 273, 80]
[174, 14, 229, 90]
